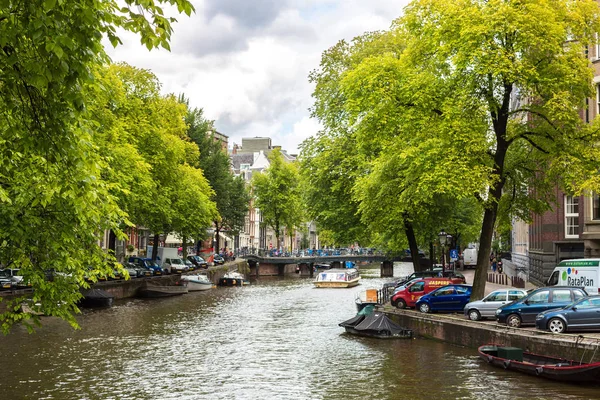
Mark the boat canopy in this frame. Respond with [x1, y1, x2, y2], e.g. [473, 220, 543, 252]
[353, 312, 409, 335]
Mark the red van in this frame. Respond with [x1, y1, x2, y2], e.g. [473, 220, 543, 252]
[391, 277, 459, 309]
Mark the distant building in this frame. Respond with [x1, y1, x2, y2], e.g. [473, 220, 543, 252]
[513, 30, 600, 285]
[230, 136, 307, 253]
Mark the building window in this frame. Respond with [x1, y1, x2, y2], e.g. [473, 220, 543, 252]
[565, 195, 579, 238]
[593, 192, 600, 220]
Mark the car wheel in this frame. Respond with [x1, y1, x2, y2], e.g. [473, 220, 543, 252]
[548, 318, 566, 333]
[419, 303, 431, 313]
[506, 314, 522, 328]
[468, 309, 481, 321]
[395, 299, 407, 309]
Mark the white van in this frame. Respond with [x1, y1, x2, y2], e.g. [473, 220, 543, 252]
[463, 248, 478, 269]
[547, 259, 600, 295]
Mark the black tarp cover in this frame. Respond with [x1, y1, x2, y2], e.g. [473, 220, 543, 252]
[353, 312, 408, 335]
[338, 314, 365, 328]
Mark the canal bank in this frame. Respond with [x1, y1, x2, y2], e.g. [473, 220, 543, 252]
[382, 266, 600, 364]
[0, 259, 251, 304]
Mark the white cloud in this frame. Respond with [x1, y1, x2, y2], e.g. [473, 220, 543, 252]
[105, 0, 410, 154]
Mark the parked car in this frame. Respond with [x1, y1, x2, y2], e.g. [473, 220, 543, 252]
[184, 258, 195, 271]
[213, 255, 225, 265]
[391, 277, 462, 309]
[393, 270, 444, 288]
[464, 288, 528, 321]
[0, 268, 28, 288]
[128, 263, 152, 278]
[187, 255, 208, 269]
[415, 284, 473, 313]
[164, 258, 188, 273]
[128, 257, 162, 275]
[496, 286, 588, 327]
[535, 295, 600, 333]
[0, 277, 12, 290]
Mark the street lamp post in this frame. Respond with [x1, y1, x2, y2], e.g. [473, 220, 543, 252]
[438, 230, 447, 270]
[446, 234, 453, 272]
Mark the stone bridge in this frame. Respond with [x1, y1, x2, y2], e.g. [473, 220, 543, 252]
[240, 254, 395, 277]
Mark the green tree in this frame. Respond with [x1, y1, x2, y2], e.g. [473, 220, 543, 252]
[0, 0, 192, 332]
[299, 132, 369, 247]
[396, 0, 600, 299]
[184, 105, 250, 253]
[252, 149, 301, 250]
[310, 0, 600, 299]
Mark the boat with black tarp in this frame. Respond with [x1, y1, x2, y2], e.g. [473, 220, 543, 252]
[78, 288, 114, 308]
[339, 310, 413, 339]
[478, 344, 600, 383]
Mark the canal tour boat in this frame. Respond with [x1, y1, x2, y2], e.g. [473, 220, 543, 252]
[314, 268, 360, 288]
[181, 274, 213, 291]
[478, 345, 600, 383]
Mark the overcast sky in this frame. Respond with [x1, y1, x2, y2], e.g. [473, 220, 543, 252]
[105, 0, 410, 154]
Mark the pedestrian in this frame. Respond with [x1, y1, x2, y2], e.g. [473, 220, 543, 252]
[492, 255, 497, 273]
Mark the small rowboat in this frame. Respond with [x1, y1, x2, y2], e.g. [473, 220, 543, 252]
[478, 345, 600, 383]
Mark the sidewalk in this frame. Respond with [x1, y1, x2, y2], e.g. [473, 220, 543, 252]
[461, 268, 537, 295]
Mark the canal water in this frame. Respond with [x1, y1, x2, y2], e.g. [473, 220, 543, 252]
[0, 264, 598, 399]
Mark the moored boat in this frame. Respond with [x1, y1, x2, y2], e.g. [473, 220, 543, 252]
[355, 288, 379, 312]
[339, 311, 413, 339]
[218, 272, 249, 287]
[314, 268, 360, 288]
[138, 281, 188, 298]
[181, 274, 213, 291]
[79, 288, 114, 308]
[478, 345, 600, 383]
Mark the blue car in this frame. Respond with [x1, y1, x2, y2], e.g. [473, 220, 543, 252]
[128, 257, 162, 275]
[496, 286, 587, 328]
[535, 295, 600, 333]
[415, 284, 472, 313]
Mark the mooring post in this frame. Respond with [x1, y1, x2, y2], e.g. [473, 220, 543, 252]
[381, 260, 393, 277]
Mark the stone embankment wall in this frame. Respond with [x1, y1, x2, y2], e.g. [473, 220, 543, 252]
[385, 308, 600, 363]
[0, 259, 251, 303]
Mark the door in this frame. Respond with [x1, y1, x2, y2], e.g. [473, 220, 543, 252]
[407, 281, 426, 307]
[521, 290, 550, 324]
[454, 286, 472, 311]
[565, 298, 600, 329]
[480, 290, 507, 318]
[429, 286, 457, 311]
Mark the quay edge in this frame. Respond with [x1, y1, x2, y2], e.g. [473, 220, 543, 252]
[0, 260, 251, 304]
[382, 307, 600, 363]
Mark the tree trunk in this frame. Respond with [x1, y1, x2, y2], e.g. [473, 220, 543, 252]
[472, 83, 512, 300]
[182, 236, 187, 259]
[403, 213, 423, 272]
[151, 233, 159, 262]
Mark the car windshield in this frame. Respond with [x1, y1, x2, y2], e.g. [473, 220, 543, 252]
[170, 259, 184, 265]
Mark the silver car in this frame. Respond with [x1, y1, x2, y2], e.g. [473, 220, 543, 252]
[464, 288, 527, 321]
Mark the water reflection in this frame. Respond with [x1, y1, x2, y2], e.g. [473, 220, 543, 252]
[0, 264, 598, 399]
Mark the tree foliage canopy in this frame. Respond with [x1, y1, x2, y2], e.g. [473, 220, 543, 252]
[306, 0, 600, 296]
[252, 149, 302, 248]
[0, 0, 194, 332]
